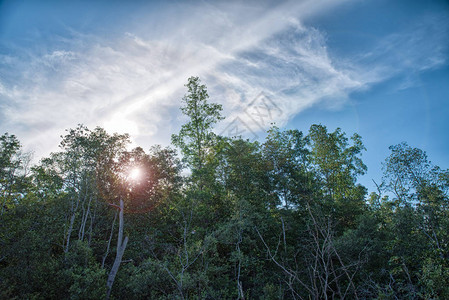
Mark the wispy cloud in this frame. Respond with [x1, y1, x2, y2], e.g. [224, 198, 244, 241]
[346, 12, 449, 89]
[0, 0, 447, 159]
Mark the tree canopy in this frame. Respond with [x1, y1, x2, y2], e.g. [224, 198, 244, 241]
[1, 78, 448, 299]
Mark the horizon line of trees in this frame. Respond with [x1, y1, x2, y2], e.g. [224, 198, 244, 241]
[1, 76, 448, 299]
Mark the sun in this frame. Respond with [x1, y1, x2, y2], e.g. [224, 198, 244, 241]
[128, 167, 142, 182]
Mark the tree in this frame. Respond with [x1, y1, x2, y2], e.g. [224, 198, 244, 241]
[0, 133, 32, 214]
[380, 143, 449, 296]
[382, 143, 449, 254]
[383, 142, 448, 204]
[171, 76, 224, 175]
[263, 126, 313, 210]
[171, 75, 227, 256]
[49, 125, 130, 253]
[29, 125, 132, 298]
[308, 124, 367, 229]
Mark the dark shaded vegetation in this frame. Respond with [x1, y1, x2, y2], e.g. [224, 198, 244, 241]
[1, 77, 448, 299]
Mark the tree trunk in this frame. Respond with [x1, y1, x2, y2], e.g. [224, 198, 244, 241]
[64, 194, 80, 253]
[106, 198, 128, 300]
[102, 211, 117, 268]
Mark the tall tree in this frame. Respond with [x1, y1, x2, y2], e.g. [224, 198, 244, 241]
[171, 76, 227, 229]
[383, 142, 448, 204]
[381, 143, 449, 297]
[308, 124, 367, 228]
[52, 125, 130, 253]
[0, 133, 32, 214]
[171, 76, 224, 175]
[263, 126, 313, 210]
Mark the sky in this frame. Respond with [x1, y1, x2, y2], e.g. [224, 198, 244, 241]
[1, 0, 448, 192]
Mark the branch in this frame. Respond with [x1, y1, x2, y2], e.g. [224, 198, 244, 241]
[255, 226, 311, 296]
[108, 203, 121, 210]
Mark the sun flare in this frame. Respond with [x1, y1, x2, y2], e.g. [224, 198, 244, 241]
[129, 168, 142, 182]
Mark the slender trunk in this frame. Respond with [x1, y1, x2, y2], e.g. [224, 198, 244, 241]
[64, 195, 80, 253]
[79, 194, 92, 241]
[102, 211, 117, 268]
[236, 227, 244, 300]
[65, 214, 76, 253]
[88, 196, 97, 247]
[106, 198, 128, 300]
[79, 202, 86, 240]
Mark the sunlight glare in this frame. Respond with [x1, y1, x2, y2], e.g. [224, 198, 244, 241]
[129, 168, 141, 182]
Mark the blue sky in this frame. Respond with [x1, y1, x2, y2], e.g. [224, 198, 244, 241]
[1, 0, 448, 192]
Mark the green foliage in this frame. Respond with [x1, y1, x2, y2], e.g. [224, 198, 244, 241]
[420, 257, 449, 299]
[0, 196, 65, 299]
[1, 79, 448, 299]
[0, 133, 32, 213]
[263, 126, 313, 210]
[61, 240, 107, 299]
[171, 76, 224, 174]
[308, 124, 367, 229]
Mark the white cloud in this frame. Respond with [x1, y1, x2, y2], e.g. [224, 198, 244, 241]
[0, 0, 447, 158]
